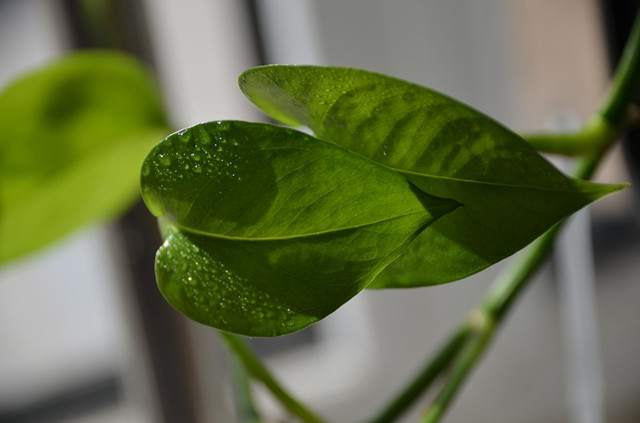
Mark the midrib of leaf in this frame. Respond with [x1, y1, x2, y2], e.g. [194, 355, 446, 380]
[281, 77, 610, 196]
[392, 167, 619, 195]
[162, 208, 444, 242]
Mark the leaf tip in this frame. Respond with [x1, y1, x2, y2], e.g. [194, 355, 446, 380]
[589, 180, 630, 199]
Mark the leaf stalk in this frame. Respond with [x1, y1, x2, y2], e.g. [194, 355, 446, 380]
[420, 309, 495, 423]
[525, 11, 640, 155]
[220, 332, 326, 423]
[231, 355, 262, 423]
[599, 11, 640, 128]
[367, 325, 471, 423]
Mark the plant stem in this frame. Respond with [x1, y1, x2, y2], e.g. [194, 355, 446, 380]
[366, 224, 565, 423]
[418, 151, 604, 423]
[523, 115, 617, 156]
[525, 11, 640, 156]
[599, 11, 640, 128]
[420, 309, 495, 423]
[365, 150, 605, 423]
[377, 10, 640, 420]
[368, 325, 471, 423]
[417, 230, 553, 422]
[481, 225, 560, 320]
[219, 332, 326, 423]
[231, 355, 262, 423]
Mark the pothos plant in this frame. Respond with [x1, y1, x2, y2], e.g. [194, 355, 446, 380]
[141, 67, 621, 337]
[1, 13, 639, 423]
[138, 19, 640, 423]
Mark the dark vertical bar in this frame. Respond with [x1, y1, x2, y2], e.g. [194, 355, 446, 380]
[59, 1, 200, 422]
[118, 202, 200, 423]
[599, 0, 640, 198]
[244, 0, 268, 66]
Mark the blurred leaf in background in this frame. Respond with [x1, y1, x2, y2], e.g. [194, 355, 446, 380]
[0, 50, 170, 263]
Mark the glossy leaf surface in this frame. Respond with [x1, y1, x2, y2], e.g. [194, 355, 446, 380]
[0, 51, 169, 262]
[141, 121, 458, 336]
[240, 65, 623, 286]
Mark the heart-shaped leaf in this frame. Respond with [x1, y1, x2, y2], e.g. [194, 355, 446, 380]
[239, 65, 624, 286]
[0, 51, 169, 262]
[141, 121, 458, 336]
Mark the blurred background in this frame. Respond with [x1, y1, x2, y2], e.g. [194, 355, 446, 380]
[1, 0, 640, 422]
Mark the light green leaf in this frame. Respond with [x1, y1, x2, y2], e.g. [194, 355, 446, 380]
[0, 50, 169, 262]
[141, 121, 458, 336]
[239, 65, 624, 286]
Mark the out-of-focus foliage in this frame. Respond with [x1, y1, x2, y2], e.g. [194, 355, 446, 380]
[0, 50, 170, 262]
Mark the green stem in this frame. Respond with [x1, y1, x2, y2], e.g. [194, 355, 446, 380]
[366, 150, 605, 423]
[523, 114, 617, 156]
[219, 332, 326, 423]
[418, 153, 601, 423]
[367, 325, 471, 423]
[418, 230, 556, 422]
[599, 12, 640, 127]
[525, 11, 640, 156]
[366, 222, 571, 423]
[231, 355, 262, 423]
[420, 309, 495, 423]
[387, 13, 640, 418]
[367, 11, 640, 420]
[481, 225, 560, 320]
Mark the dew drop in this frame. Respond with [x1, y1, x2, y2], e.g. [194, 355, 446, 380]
[141, 163, 151, 176]
[159, 154, 171, 167]
[215, 121, 229, 130]
[193, 165, 202, 173]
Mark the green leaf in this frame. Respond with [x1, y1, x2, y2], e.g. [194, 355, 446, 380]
[239, 65, 624, 286]
[141, 121, 458, 336]
[0, 50, 169, 262]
